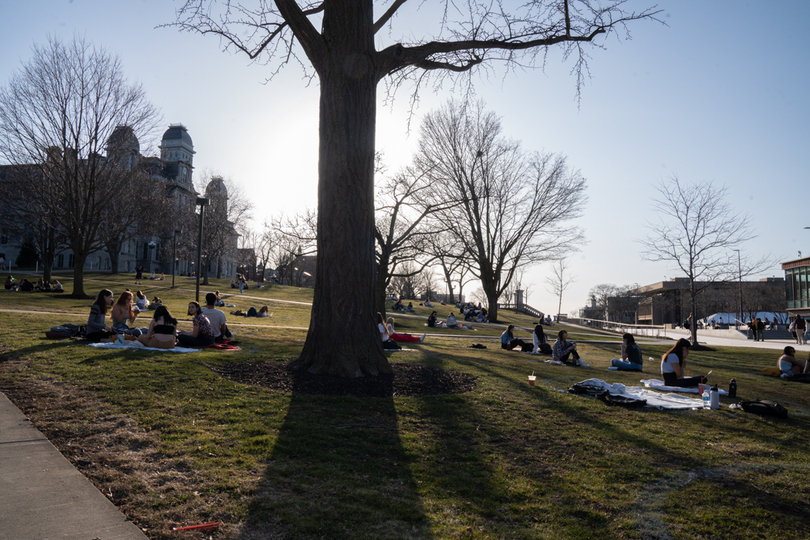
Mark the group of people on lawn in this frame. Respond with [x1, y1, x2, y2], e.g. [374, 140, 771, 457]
[86, 289, 233, 349]
[500, 323, 713, 387]
[5, 275, 63, 292]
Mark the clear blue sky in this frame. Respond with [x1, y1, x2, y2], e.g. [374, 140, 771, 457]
[1, 1, 808, 316]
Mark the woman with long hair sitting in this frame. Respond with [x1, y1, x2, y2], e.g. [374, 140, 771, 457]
[611, 333, 644, 371]
[661, 338, 706, 387]
[110, 290, 147, 336]
[386, 317, 425, 343]
[86, 289, 116, 342]
[137, 305, 178, 349]
[177, 301, 215, 348]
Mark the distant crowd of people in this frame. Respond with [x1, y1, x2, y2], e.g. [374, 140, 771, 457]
[5, 275, 63, 292]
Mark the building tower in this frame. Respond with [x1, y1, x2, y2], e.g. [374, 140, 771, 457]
[159, 124, 195, 191]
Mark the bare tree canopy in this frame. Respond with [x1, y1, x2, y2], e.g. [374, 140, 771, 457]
[0, 36, 161, 297]
[374, 166, 454, 315]
[640, 176, 770, 344]
[545, 258, 576, 319]
[171, 0, 660, 377]
[417, 100, 586, 322]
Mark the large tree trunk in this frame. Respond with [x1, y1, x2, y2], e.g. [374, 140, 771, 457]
[70, 251, 89, 298]
[375, 253, 391, 318]
[291, 0, 390, 377]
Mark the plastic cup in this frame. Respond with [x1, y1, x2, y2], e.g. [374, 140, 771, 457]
[527, 375, 536, 386]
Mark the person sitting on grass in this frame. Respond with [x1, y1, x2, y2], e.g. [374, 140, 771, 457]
[134, 290, 150, 311]
[4, 275, 16, 290]
[85, 289, 116, 342]
[427, 311, 437, 328]
[446, 312, 458, 328]
[377, 312, 401, 350]
[660, 338, 706, 387]
[611, 333, 644, 371]
[386, 317, 425, 343]
[778, 346, 809, 376]
[137, 305, 177, 349]
[532, 324, 549, 354]
[406, 302, 415, 312]
[202, 292, 232, 342]
[19, 278, 33, 292]
[501, 325, 530, 351]
[52, 279, 63, 292]
[552, 330, 582, 366]
[177, 301, 215, 348]
[110, 291, 146, 336]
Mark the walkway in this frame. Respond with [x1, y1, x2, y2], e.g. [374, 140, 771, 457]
[0, 392, 147, 540]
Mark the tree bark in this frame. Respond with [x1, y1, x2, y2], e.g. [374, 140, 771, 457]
[291, 0, 390, 377]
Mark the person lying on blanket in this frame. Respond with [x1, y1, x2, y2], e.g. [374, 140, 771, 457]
[611, 333, 643, 371]
[660, 338, 706, 388]
[778, 346, 809, 376]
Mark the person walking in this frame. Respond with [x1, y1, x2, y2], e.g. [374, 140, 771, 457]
[795, 316, 807, 345]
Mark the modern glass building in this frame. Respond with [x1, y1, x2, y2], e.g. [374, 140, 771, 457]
[783, 256, 810, 316]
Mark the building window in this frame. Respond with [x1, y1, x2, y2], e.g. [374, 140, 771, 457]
[68, 254, 74, 268]
[57, 254, 64, 268]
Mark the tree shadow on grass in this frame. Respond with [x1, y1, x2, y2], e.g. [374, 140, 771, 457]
[238, 370, 435, 540]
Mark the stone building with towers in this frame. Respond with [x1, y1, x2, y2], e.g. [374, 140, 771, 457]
[0, 123, 239, 278]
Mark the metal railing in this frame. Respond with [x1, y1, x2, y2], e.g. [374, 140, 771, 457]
[559, 316, 668, 339]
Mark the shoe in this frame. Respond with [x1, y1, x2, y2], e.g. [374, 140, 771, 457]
[419, 334, 426, 343]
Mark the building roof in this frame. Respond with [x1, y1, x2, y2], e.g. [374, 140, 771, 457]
[161, 124, 193, 147]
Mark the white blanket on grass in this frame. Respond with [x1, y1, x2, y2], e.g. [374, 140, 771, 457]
[88, 342, 199, 353]
[640, 378, 728, 396]
[575, 378, 704, 410]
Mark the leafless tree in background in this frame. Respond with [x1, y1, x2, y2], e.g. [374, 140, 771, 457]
[172, 0, 660, 377]
[374, 167, 455, 315]
[418, 100, 587, 322]
[0, 36, 161, 296]
[546, 258, 576, 320]
[640, 177, 770, 345]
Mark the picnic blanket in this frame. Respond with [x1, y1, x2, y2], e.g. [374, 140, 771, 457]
[573, 378, 705, 410]
[89, 342, 198, 353]
[640, 379, 729, 396]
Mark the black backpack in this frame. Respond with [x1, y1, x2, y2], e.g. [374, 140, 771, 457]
[738, 400, 788, 419]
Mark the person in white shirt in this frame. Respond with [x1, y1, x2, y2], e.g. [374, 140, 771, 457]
[202, 292, 232, 342]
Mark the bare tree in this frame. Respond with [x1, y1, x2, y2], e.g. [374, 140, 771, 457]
[0, 36, 161, 297]
[374, 167, 452, 315]
[427, 233, 471, 305]
[172, 0, 660, 377]
[640, 177, 770, 345]
[545, 258, 576, 320]
[418, 100, 587, 322]
[0, 165, 66, 281]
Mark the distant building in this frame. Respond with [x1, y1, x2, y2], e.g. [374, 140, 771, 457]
[627, 277, 785, 326]
[0, 124, 239, 278]
[782, 256, 810, 318]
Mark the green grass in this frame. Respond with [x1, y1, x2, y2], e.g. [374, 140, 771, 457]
[1, 278, 809, 539]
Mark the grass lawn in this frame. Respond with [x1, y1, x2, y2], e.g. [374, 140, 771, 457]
[1, 275, 809, 539]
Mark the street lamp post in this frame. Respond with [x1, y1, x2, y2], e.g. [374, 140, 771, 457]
[171, 229, 181, 289]
[195, 197, 210, 303]
[733, 249, 742, 327]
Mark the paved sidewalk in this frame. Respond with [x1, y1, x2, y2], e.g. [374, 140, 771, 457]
[0, 392, 147, 540]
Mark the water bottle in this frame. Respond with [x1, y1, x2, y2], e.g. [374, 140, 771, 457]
[702, 388, 711, 409]
[728, 379, 737, 398]
[710, 385, 720, 409]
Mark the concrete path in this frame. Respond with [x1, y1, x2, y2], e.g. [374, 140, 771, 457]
[0, 392, 147, 540]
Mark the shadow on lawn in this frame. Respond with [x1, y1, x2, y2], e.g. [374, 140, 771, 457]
[238, 369, 435, 540]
